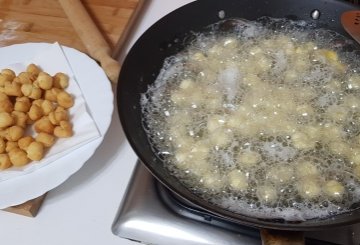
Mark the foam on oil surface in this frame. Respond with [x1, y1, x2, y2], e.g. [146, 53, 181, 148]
[140, 18, 360, 221]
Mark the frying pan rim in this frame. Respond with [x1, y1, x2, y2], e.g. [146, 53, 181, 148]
[117, 0, 360, 231]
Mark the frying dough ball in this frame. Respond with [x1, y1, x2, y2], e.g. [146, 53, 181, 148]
[237, 151, 261, 168]
[227, 169, 248, 191]
[26, 64, 41, 76]
[54, 121, 73, 138]
[26, 141, 44, 161]
[256, 185, 277, 203]
[326, 105, 348, 122]
[8, 148, 30, 166]
[56, 91, 74, 108]
[18, 136, 34, 151]
[14, 96, 31, 112]
[28, 104, 43, 121]
[35, 132, 55, 148]
[207, 115, 227, 132]
[4, 81, 22, 97]
[53, 72, 69, 89]
[267, 165, 294, 184]
[5, 141, 18, 153]
[296, 161, 319, 179]
[343, 95, 360, 109]
[34, 72, 53, 90]
[0, 154, 11, 170]
[297, 178, 321, 199]
[209, 128, 232, 148]
[328, 141, 350, 157]
[291, 131, 316, 149]
[5, 125, 25, 141]
[201, 171, 224, 190]
[346, 75, 360, 90]
[0, 112, 14, 127]
[34, 117, 55, 134]
[11, 111, 28, 128]
[324, 180, 345, 200]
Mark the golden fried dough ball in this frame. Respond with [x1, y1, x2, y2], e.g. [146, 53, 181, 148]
[44, 89, 57, 102]
[5, 125, 25, 141]
[14, 96, 31, 112]
[26, 64, 41, 76]
[34, 72, 53, 90]
[0, 138, 5, 153]
[34, 117, 54, 134]
[21, 84, 42, 99]
[36, 132, 55, 148]
[0, 74, 9, 87]
[41, 100, 55, 115]
[12, 111, 28, 128]
[18, 136, 34, 151]
[8, 148, 30, 166]
[4, 81, 23, 97]
[1, 69, 16, 81]
[49, 110, 69, 125]
[57, 91, 74, 109]
[0, 94, 13, 113]
[28, 104, 43, 121]
[32, 99, 44, 107]
[0, 154, 11, 170]
[0, 112, 14, 127]
[6, 141, 18, 153]
[54, 120, 73, 138]
[53, 72, 69, 89]
[26, 141, 44, 161]
[14, 72, 36, 84]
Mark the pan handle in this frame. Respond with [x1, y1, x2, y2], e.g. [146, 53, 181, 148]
[260, 229, 304, 245]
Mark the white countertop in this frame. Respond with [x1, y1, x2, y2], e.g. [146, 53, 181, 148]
[0, 1, 193, 244]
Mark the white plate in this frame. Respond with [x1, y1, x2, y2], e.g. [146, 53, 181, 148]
[0, 43, 114, 208]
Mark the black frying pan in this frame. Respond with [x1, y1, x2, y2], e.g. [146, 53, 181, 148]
[118, 0, 360, 233]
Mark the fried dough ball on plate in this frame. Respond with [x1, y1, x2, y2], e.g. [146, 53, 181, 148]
[0, 112, 14, 128]
[56, 91, 74, 108]
[35, 132, 55, 147]
[34, 72, 53, 90]
[4, 81, 23, 97]
[26, 141, 44, 161]
[0, 154, 11, 170]
[5, 125, 25, 141]
[54, 120, 73, 138]
[53, 72, 69, 89]
[11, 111, 28, 128]
[26, 64, 41, 76]
[28, 104, 43, 121]
[34, 116, 54, 134]
[14, 96, 31, 112]
[5, 141, 18, 153]
[8, 148, 30, 166]
[18, 136, 34, 151]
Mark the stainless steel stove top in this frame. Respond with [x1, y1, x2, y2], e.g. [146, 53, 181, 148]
[112, 161, 360, 245]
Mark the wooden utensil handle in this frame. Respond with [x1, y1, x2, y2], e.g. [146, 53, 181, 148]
[260, 229, 305, 245]
[58, 0, 120, 84]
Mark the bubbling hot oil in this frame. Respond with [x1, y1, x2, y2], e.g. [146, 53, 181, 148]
[141, 18, 360, 221]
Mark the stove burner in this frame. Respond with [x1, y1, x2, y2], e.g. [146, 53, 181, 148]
[112, 161, 360, 245]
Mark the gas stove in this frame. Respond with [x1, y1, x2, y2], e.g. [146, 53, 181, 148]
[112, 161, 360, 245]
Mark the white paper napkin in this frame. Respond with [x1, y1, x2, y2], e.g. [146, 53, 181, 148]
[0, 43, 101, 181]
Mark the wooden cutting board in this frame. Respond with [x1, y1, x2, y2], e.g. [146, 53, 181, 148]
[0, 0, 145, 217]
